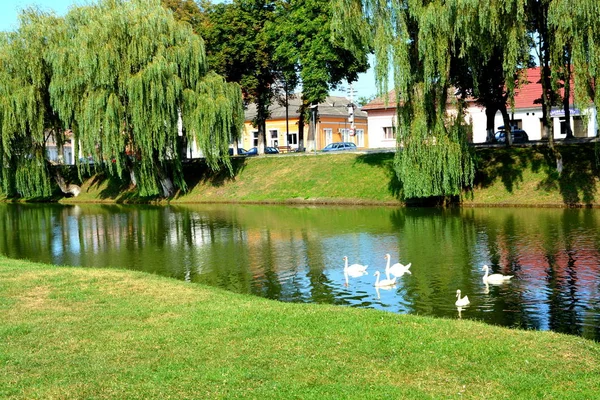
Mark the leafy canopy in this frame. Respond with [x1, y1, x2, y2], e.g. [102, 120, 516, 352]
[0, 0, 243, 198]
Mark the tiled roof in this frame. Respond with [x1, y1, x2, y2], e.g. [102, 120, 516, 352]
[513, 68, 543, 109]
[362, 68, 575, 112]
[245, 95, 367, 121]
[361, 90, 398, 111]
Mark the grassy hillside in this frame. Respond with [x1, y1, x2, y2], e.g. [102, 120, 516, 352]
[58, 143, 600, 207]
[2, 256, 599, 398]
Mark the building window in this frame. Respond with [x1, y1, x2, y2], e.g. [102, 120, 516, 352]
[287, 132, 298, 145]
[253, 131, 259, 147]
[324, 128, 333, 145]
[356, 129, 365, 147]
[383, 126, 396, 140]
[269, 129, 278, 147]
[339, 128, 350, 142]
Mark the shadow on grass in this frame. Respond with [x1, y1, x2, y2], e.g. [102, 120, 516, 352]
[354, 153, 403, 199]
[476, 144, 599, 206]
[175, 157, 248, 198]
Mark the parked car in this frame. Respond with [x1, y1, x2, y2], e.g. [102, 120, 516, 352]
[321, 142, 358, 152]
[495, 128, 529, 143]
[243, 146, 280, 156]
[228, 147, 248, 156]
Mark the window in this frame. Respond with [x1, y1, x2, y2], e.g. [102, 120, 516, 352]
[269, 129, 278, 147]
[383, 127, 396, 140]
[339, 128, 350, 142]
[253, 131, 259, 147]
[356, 129, 364, 147]
[287, 132, 298, 145]
[324, 128, 333, 145]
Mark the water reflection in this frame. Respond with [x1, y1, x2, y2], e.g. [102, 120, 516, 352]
[1, 203, 600, 340]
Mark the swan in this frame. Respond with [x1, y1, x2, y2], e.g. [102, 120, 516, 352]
[481, 265, 513, 284]
[455, 289, 470, 307]
[343, 256, 368, 277]
[384, 253, 412, 279]
[374, 270, 397, 287]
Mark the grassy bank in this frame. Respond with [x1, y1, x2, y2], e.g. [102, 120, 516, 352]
[1, 256, 599, 399]
[54, 142, 600, 206]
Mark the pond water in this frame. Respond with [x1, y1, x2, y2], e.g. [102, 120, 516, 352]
[1, 203, 600, 340]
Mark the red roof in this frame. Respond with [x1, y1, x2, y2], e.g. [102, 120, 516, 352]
[361, 90, 398, 111]
[363, 67, 575, 111]
[513, 67, 576, 109]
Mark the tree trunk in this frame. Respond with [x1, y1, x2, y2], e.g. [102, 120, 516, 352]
[485, 105, 498, 142]
[54, 169, 81, 197]
[298, 106, 305, 151]
[563, 53, 574, 139]
[499, 105, 513, 146]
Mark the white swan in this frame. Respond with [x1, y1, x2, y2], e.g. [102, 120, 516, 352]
[374, 270, 397, 287]
[384, 253, 412, 279]
[455, 289, 470, 307]
[343, 256, 368, 277]
[481, 265, 513, 284]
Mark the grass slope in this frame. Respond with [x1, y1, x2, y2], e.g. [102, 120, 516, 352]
[56, 143, 600, 206]
[1, 257, 599, 399]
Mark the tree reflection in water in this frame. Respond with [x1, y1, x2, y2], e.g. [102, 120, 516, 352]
[1, 203, 600, 340]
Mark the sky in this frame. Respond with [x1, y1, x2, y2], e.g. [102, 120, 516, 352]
[0, 0, 379, 101]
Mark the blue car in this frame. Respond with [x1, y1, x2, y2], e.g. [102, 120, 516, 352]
[321, 142, 357, 152]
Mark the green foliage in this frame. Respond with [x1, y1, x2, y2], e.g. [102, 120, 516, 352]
[332, 0, 530, 198]
[0, 0, 243, 198]
[549, 0, 600, 128]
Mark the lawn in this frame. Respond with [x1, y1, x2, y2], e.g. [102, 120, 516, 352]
[1, 256, 599, 399]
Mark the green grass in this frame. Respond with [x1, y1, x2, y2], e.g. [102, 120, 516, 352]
[50, 143, 600, 206]
[1, 256, 599, 399]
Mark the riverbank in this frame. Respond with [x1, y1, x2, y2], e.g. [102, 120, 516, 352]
[1, 256, 599, 398]
[38, 142, 600, 207]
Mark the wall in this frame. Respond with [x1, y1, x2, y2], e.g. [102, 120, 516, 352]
[364, 108, 397, 149]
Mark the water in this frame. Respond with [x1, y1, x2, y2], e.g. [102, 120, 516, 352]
[1, 203, 600, 340]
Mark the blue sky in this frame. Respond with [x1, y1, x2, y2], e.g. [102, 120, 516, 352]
[0, 0, 378, 100]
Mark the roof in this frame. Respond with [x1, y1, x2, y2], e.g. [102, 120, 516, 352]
[513, 68, 543, 109]
[361, 68, 577, 112]
[361, 90, 398, 111]
[244, 95, 367, 121]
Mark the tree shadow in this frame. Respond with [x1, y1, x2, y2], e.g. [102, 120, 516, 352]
[354, 152, 403, 199]
[537, 145, 599, 206]
[175, 157, 248, 198]
[476, 144, 599, 206]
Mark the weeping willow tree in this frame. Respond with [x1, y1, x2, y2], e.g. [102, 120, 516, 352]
[549, 1, 600, 139]
[0, 9, 60, 198]
[332, 0, 529, 199]
[0, 0, 243, 198]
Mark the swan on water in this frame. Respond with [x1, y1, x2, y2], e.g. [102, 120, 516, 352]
[343, 256, 368, 277]
[374, 270, 397, 287]
[384, 253, 411, 279]
[481, 265, 513, 284]
[455, 289, 470, 307]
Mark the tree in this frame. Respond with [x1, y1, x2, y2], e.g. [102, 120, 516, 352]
[195, 0, 280, 155]
[332, 0, 530, 198]
[0, 8, 60, 197]
[269, 0, 369, 151]
[549, 1, 599, 137]
[0, 0, 243, 198]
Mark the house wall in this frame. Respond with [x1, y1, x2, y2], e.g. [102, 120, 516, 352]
[242, 115, 369, 151]
[317, 116, 368, 149]
[464, 105, 598, 143]
[365, 108, 398, 149]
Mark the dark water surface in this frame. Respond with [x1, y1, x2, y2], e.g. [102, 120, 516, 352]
[2, 203, 600, 340]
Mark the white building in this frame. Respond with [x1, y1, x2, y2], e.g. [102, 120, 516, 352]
[363, 68, 598, 145]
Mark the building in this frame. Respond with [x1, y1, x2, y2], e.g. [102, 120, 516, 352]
[468, 68, 598, 143]
[360, 90, 399, 149]
[363, 68, 598, 145]
[242, 95, 368, 152]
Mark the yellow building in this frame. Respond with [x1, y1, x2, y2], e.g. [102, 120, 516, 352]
[242, 95, 368, 152]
